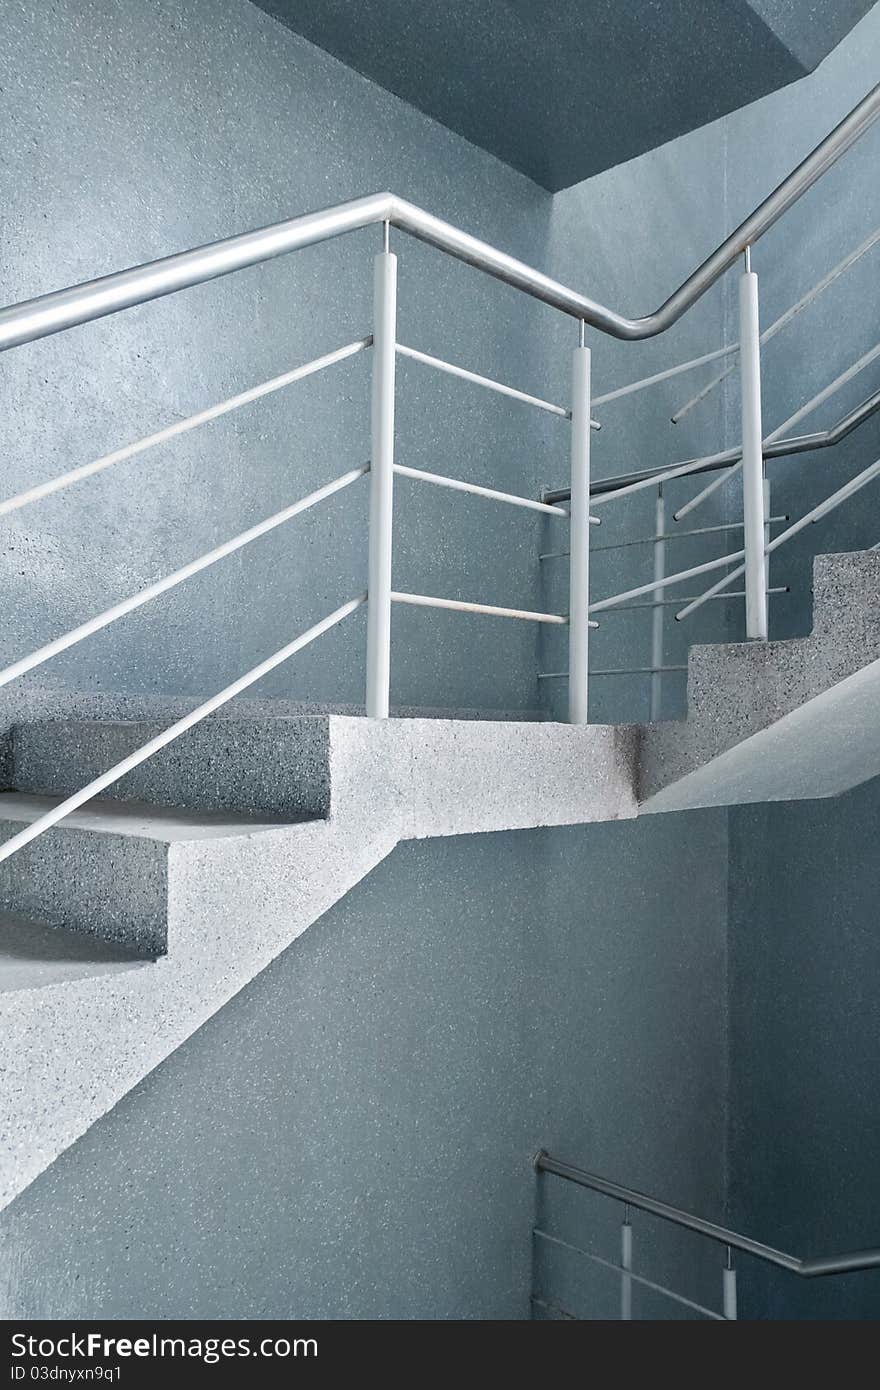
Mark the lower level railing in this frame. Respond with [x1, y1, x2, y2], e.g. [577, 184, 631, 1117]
[533, 1150, 880, 1320]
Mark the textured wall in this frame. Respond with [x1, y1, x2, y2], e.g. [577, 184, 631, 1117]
[711, 7, 880, 1320]
[728, 780, 880, 1319]
[0, 814, 728, 1320]
[0, 0, 559, 716]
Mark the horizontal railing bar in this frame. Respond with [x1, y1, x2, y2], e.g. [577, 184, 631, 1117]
[0, 596, 366, 870]
[596, 587, 788, 612]
[533, 1229, 725, 1320]
[675, 453, 880, 619]
[587, 517, 787, 554]
[543, 385, 880, 506]
[538, 665, 687, 679]
[535, 1152, 880, 1278]
[591, 548, 745, 613]
[0, 338, 371, 520]
[1, 86, 877, 351]
[393, 464, 570, 516]
[674, 339, 880, 520]
[592, 341, 739, 407]
[0, 465, 368, 694]
[529, 1293, 579, 1321]
[395, 342, 601, 428]
[390, 590, 587, 626]
[672, 223, 880, 423]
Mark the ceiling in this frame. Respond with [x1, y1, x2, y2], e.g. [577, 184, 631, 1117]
[253, 0, 874, 190]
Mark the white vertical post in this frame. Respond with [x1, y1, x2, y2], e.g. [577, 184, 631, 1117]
[365, 243, 398, 718]
[723, 1251, 738, 1320]
[620, 1213, 633, 1320]
[739, 249, 768, 641]
[650, 483, 665, 721]
[568, 330, 592, 723]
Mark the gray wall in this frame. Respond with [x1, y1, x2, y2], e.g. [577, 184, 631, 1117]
[728, 779, 880, 1320]
[0, 815, 728, 1319]
[712, 7, 880, 1321]
[0, 0, 559, 716]
[1, 0, 876, 1322]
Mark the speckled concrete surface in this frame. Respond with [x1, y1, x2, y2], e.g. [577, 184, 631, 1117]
[640, 552, 880, 810]
[0, 714, 638, 1209]
[12, 716, 335, 819]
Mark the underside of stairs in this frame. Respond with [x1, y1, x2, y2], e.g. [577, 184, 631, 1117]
[0, 549, 877, 1210]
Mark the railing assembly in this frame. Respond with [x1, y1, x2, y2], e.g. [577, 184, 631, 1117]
[533, 1151, 880, 1320]
[0, 82, 877, 863]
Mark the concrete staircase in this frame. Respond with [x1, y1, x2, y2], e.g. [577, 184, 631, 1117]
[0, 549, 877, 1210]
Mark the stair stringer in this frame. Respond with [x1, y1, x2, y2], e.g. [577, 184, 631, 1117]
[0, 718, 638, 1210]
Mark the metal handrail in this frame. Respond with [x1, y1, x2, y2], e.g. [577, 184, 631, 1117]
[593, 222, 880, 411]
[543, 385, 880, 505]
[1, 85, 877, 351]
[671, 223, 880, 423]
[674, 340, 880, 520]
[535, 1152, 880, 1278]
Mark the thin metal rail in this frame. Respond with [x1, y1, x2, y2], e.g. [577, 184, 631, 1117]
[533, 1229, 725, 1320]
[543, 385, 880, 506]
[596, 587, 788, 612]
[591, 342, 739, 408]
[535, 1152, 880, 1277]
[393, 464, 569, 517]
[538, 665, 687, 679]
[1, 83, 877, 350]
[0, 466, 368, 693]
[674, 339, 880, 520]
[0, 597, 366, 870]
[0, 339, 371, 520]
[395, 343, 600, 428]
[584, 516, 787, 555]
[389, 590, 596, 626]
[676, 452, 880, 619]
[672, 224, 880, 423]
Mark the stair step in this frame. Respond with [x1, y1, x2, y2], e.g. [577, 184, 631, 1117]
[0, 792, 302, 957]
[0, 911, 145, 994]
[10, 716, 334, 819]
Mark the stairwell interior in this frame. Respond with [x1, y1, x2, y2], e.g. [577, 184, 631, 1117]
[0, 0, 878, 1321]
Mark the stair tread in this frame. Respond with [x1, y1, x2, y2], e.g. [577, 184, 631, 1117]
[0, 912, 145, 995]
[0, 792, 310, 842]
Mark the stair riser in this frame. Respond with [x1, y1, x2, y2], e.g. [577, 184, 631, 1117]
[11, 718, 332, 820]
[0, 823, 168, 956]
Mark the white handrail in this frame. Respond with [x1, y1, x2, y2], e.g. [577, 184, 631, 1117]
[672, 225, 880, 423]
[393, 464, 570, 517]
[0, 597, 366, 870]
[0, 465, 368, 693]
[593, 342, 739, 408]
[0, 339, 371, 521]
[390, 590, 587, 626]
[590, 550, 745, 614]
[395, 342, 601, 428]
[675, 454, 880, 619]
